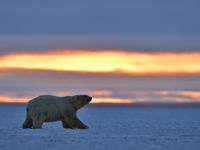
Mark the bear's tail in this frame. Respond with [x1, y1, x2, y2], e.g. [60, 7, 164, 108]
[22, 106, 33, 129]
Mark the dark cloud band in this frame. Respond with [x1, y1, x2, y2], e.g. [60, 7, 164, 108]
[0, 35, 200, 55]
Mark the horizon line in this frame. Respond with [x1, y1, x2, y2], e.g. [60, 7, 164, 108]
[1, 102, 200, 108]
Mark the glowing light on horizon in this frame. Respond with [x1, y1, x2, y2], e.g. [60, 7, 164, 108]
[0, 90, 200, 103]
[0, 50, 200, 74]
[0, 96, 29, 103]
[159, 97, 191, 103]
[92, 98, 134, 103]
[88, 90, 112, 96]
[156, 91, 200, 100]
[0, 95, 134, 103]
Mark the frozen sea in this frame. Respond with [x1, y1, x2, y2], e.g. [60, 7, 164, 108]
[0, 103, 200, 150]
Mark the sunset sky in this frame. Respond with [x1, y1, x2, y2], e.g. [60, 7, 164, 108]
[0, 0, 200, 103]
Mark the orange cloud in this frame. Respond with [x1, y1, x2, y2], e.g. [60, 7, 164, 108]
[0, 96, 29, 103]
[92, 98, 134, 103]
[156, 91, 200, 100]
[0, 50, 200, 74]
[130, 90, 200, 102]
[1, 90, 200, 103]
[0, 95, 133, 103]
[88, 90, 112, 96]
[159, 97, 191, 103]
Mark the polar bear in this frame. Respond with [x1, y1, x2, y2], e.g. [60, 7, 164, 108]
[22, 95, 92, 129]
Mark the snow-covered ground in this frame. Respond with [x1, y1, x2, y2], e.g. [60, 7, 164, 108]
[0, 104, 200, 150]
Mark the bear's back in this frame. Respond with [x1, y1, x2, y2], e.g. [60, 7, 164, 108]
[28, 95, 64, 108]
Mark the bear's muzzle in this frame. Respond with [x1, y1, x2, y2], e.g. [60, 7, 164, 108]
[88, 96, 92, 102]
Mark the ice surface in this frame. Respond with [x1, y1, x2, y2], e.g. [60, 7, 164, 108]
[0, 104, 200, 150]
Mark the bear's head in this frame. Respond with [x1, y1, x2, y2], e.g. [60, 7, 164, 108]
[70, 95, 92, 111]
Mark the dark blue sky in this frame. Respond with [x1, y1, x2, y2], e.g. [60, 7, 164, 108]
[0, 0, 200, 52]
[1, 0, 200, 36]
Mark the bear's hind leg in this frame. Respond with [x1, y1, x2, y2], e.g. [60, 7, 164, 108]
[32, 113, 44, 129]
[22, 117, 33, 129]
[32, 119, 43, 129]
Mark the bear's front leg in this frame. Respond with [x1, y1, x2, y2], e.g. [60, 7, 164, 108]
[61, 119, 74, 129]
[64, 114, 88, 129]
[63, 117, 76, 129]
[74, 116, 88, 129]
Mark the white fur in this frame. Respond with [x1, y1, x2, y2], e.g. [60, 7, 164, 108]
[22, 95, 91, 129]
